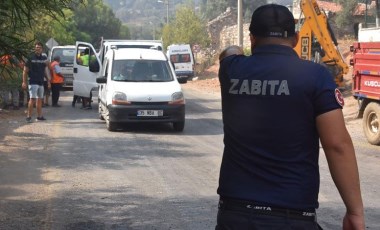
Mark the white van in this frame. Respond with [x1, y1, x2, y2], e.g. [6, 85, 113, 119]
[96, 48, 185, 132]
[48, 45, 76, 88]
[166, 44, 195, 83]
[73, 40, 163, 99]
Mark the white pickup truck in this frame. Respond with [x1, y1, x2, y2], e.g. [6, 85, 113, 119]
[73, 39, 164, 99]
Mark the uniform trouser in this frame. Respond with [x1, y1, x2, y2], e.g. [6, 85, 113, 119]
[51, 83, 62, 105]
[215, 198, 322, 230]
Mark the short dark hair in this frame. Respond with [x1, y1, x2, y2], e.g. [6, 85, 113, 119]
[53, 55, 60, 61]
[249, 4, 296, 38]
[35, 41, 43, 47]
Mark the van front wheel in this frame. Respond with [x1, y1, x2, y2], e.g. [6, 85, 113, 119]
[106, 114, 117, 131]
[173, 121, 185, 132]
[98, 103, 104, 120]
[178, 78, 187, 84]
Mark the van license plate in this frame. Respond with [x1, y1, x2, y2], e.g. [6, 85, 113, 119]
[137, 110, 163, 117]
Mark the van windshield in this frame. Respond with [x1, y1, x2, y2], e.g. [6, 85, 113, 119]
[170, 54, 191, 63]
[52, 48, 75, 67]
[112, 60, 174, 82]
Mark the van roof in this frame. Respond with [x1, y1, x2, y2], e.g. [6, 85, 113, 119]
[103, 40, 163, 48]
[112, 48, 167, 61]
[167, 44, 191, 48]
[168, 44, 191, 46]
[103, 39, 162, 44]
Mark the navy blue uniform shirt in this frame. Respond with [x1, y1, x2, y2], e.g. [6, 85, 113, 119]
[26, 53, 47, 86]
[217, 44, 342, 210]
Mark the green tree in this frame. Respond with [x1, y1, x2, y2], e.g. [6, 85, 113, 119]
[72, 0, 124, 45]
[31, 9, 77, 46]
[334, 0, 359, 29]
[0, 0, 82, 90]
[119, 24, 131, 40]
[162, 5, 210, 49]
[0, 0, 78, 60]
[21, 0, 129, 49]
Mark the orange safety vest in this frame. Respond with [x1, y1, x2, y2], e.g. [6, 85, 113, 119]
[1, 55, 24, 68]
[0, 55, 11, 65]
[50, 61, 64, 84]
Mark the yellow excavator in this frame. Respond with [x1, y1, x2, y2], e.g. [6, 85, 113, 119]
[292, 0, 349, 88]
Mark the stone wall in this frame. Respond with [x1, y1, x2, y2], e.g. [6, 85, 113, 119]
[194, 8, 250, 73]
[219, 24, 251, 52]
[207, 8, 238, 54]
[206, 7, 250, 56]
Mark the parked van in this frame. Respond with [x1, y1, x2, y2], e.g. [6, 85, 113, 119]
[166, 44, 195, 83]
[48, 45, 76, 88]
[96, 48, 185, 132]
[73, 40, 163, 99]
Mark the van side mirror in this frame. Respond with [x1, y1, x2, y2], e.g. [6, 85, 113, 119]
[96, 76, 107, 84]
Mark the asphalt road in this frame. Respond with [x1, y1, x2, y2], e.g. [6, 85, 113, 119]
[0, 85, 379, 230]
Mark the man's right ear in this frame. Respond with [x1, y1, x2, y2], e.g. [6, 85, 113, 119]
[250, 33, 255, 46]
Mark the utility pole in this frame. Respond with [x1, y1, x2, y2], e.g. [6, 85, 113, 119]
[158, 0, 169, 24]
[238, 0, 243, 47]
[166, 0, 169, 24]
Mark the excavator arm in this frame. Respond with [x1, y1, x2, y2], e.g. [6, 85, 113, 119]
[293, 0, 349, 87]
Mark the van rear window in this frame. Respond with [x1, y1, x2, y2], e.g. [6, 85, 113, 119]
[52, 48, 75, 65]
[170, 54, 191, 63]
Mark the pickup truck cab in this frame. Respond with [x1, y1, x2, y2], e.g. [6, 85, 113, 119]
[73, 40, 163, 99]
[96, 48, 185, 131]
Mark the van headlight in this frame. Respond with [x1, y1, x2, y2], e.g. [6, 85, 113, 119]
[112, 92, 130, 105]
[169, 92, 185, 104]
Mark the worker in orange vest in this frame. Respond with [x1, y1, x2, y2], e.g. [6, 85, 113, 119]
[49, 55, 64, 107]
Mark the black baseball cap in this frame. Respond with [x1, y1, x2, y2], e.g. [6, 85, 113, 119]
[249, 4, 296, 38]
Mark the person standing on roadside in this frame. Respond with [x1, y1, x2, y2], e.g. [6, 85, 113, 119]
[0, 54, 22, 110]
[79, 48, 89, 66]
[216, 4, 365, 230]
[50, 55, 64, 107]
[72, 49, 91, 109]
[43, 73, 51, 107]
[22, 41, 50, 122]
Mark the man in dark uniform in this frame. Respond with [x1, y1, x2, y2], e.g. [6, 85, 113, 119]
[22, 41, 50, 122]
[216, 4, 365, 230]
